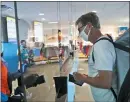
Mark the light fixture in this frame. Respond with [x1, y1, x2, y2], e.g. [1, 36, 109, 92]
[92, 10, 97, 13]
[39, 13, 44, 16]
[48, 22, 58, 24]
[41, 18, 45, 21]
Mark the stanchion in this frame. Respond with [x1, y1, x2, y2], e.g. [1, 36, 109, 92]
[14, 1, 27, 102]
[53, 2, 68, 102]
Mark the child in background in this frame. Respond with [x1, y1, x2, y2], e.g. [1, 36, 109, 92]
[20, 40, 29, 72]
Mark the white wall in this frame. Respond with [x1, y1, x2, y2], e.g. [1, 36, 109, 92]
[18, 19, 30, 41]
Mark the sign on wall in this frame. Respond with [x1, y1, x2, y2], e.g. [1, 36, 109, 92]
[118, 26, 128, 35]
[6, 17, 17, 42]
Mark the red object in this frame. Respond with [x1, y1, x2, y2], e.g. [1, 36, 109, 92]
[1, 60, 10, 95]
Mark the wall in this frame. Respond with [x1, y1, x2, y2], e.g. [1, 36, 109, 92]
[18, 19, 30, 41]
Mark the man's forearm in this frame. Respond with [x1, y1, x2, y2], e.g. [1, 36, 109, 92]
[83, 75, 111, 89]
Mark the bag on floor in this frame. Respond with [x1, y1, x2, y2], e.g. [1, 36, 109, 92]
[92, 28, 130, 102]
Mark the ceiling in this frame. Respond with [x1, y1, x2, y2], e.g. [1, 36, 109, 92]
[1, 1, 129, 31]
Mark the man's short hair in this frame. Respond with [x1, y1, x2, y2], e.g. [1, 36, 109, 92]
[75, 12, 100, 29]
[21, 40, 26, 44]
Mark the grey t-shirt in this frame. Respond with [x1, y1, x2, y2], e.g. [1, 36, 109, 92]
[88, 38, 117, 102]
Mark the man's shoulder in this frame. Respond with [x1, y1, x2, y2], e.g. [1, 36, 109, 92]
[93, 36, 115, 55]
[94, 36, 114, 49]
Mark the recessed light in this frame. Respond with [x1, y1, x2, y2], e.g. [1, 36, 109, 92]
[92, 10, 97, 13]
[48, 22, 58, 24]
[39, 13, 44, 16]
[41, 18, 45, 21]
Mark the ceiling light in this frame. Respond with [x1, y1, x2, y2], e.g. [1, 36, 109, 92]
[92, 10, 97, 13]
[41, 18, 45, 21]
[39, 13, 44, 16]
[48, 22, 58, 24]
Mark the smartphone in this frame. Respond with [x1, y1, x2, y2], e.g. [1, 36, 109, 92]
[69, 74, 84, 86]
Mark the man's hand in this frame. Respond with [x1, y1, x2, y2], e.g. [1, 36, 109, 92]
[73, 72, 88, 82]
[73, 70, 113, 89]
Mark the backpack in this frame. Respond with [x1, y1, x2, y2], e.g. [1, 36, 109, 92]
[92, 28, 130, 102]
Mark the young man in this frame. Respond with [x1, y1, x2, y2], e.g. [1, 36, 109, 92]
[73, 12, 116, 102]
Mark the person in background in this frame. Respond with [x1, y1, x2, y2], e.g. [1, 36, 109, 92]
[20, 40, 29, 72]
[40, 43, 46, 58]
[73, 12, 116, 102]
[28, 49, 34, 66]
[59, 45, 64, 59]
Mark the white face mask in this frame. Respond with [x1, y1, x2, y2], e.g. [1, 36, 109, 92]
[79, 25, 91, 41]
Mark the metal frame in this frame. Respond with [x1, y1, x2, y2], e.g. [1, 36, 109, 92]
[14, 1, 27, 102]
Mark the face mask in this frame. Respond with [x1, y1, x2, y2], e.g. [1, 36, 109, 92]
[79, 25, 91, 41]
